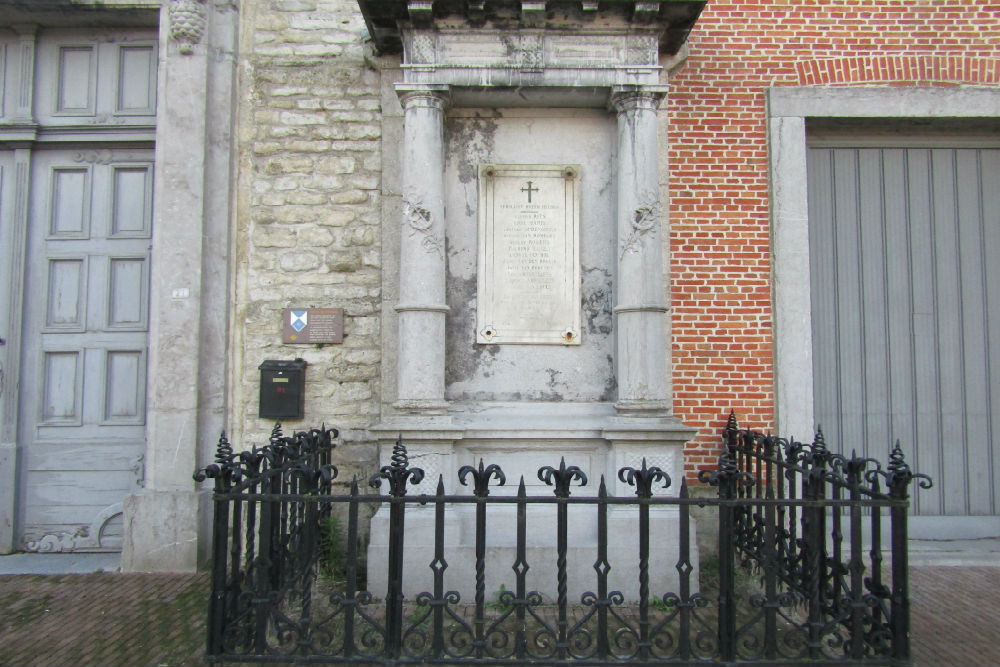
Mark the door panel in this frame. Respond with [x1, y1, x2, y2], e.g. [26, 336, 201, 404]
[808, 145, 1000, 517]
[17, 147, 153, 550]
[34, 30, 158, 127]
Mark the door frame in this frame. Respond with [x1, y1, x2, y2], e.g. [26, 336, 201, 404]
[0, 2, 236, 566]
[768, 86, 1000, 537]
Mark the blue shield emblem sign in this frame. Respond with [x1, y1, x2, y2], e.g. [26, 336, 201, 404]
[290, 310, 308, 332]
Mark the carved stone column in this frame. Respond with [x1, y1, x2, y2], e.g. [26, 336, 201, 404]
[394, 84, 450, 412]
[123, 0, 238, 572]
[610, 86, 670, 415]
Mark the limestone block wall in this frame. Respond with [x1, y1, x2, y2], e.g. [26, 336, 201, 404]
[230, 0, 384, 483]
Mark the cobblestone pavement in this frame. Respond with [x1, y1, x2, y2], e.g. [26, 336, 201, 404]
[909, 566, 1000, 667]
[0, 566, 996, 666]
[0, 572, 207, 667]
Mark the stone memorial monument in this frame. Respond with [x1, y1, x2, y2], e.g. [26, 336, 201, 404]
[361, 0, 706, 599]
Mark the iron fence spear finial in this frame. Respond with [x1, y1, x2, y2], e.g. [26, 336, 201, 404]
[538, 457, 587, 497]
[884, 440, 933, 499]
[458, 458, 506, 497]
[619, 458, 671, 498]
[369, 435, 425, 496]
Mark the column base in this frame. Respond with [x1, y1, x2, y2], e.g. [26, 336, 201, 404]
[121, 489, 211, 572]
[0, 442, 15, 554]
[392, 398, 451, 415]
[614, 398, 671, 414]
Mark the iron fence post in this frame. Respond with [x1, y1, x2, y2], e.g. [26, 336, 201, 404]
[539, 458, 587, 661]
[595, 478, 610, 661]
[700, 440, 753, 664]
[370, 437, 424, 662]
[620, 458, 671, 662]
[431, 477, 447, 659]
[254, 486, 273, 655]
[343, 479, 360, 658]
[804, 435, 828, 660]
[885, 442, 930, 666]
[889, 499, 909, 665]
[199, 432, 234, 662]
[459, 459, 506, 659]
[676, 479, 692, 661]
[385, 484, 405, 658]
[515, 478, 528, 661]
[717, 472, 737, 663]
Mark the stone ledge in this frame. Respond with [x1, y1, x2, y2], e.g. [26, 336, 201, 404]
[358, 0, 706, 56]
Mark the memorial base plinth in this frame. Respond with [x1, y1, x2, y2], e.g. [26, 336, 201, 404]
[366, 403, 698, 602]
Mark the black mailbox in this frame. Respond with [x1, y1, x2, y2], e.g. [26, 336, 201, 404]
[259, 359, 307, 420]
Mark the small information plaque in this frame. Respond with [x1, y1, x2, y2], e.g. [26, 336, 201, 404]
[282, 308, 344, 344]
[477, 163, 581, 345]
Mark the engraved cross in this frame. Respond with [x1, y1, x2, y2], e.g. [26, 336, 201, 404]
[521, 181, 539, 203]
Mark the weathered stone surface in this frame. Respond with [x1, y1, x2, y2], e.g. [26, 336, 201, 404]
[233, 0, 383, 459]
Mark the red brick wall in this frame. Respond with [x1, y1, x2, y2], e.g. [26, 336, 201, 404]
[668, 1, 1000, 476]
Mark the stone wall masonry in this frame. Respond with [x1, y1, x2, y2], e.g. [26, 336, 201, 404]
[231, 0, 384, 484]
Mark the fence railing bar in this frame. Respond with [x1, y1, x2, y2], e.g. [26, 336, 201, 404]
[218, 492, 905, 509]
[676, 478, 692, 661]
[254, 483, 274, 655]
[343, 479, 359, 658]
[430, 476, 447, 659]
[890, 487, 910, 663]
[849, 480, 865, 660]
[869, 476, 885, 645]
[595, 476, 610, 661]
[763, 481, 777, 661]
[514, 477, 528, 661]
[208, 472, 230, 659]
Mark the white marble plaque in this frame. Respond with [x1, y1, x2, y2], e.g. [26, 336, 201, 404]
[477, 163, 581, 345]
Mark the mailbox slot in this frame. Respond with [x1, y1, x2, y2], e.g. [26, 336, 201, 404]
[259, 359, 307, 420]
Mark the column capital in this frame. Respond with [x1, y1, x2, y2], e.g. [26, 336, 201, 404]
[608, 85, 668, 114]
[396, 83, 452, 111]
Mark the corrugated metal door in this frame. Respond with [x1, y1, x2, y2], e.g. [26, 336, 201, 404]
[808, 143, 1000, 519]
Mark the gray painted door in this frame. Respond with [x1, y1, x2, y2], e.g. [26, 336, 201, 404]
[808, 144, 1000, 520]
[17, 147, 153, 551]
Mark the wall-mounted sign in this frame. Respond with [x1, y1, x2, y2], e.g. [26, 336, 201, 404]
[282, 308, 344, 344]
[476, 163, 582, 345]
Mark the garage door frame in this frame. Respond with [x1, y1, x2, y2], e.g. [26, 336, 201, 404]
[768, 86, 1000, 538]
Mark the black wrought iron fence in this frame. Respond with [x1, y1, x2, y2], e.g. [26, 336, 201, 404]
[196, 416, 930, 666]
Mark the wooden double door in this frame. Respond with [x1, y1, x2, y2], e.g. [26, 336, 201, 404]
[13, 147, 154, 551]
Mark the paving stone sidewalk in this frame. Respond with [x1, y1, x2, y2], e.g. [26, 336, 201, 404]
[0, 566, 996, 666]
[0, 572, 207, 667]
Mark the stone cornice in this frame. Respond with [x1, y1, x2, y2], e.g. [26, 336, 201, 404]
[358, 0, 706, 56]
[0, 2, 160, 27]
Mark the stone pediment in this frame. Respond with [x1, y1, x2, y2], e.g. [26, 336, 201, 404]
[358, 0, 706, 58]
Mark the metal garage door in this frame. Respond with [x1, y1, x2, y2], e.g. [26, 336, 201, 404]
[808, 142, 1000, 523]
